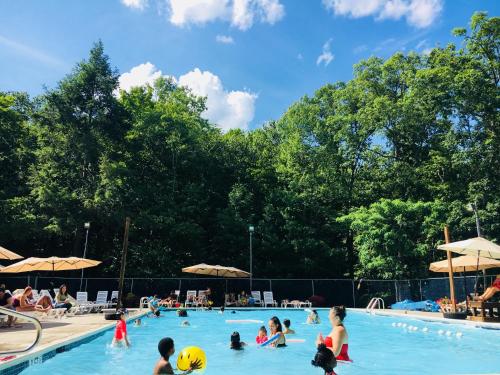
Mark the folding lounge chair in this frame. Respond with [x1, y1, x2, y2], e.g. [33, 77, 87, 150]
[108, 291, 119, 307]
[74, 292, 94, 314]
[263, 291, 278, 307]
[281, 299, 295, 308]
[224, 293, 238, 307]
[251, 291, 264, 307]
[184, 290, 197, 307]
[95, 291, 109, 311]
[39, 289, 67, 317]
[197, 290, 208, 307]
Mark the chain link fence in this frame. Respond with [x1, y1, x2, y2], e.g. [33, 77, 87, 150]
[1, 275, 495, 308]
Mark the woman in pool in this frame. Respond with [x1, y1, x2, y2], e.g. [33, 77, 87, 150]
[307, 309, 320, 324]
[153, 337, 201, 374]
[316, 306, 351, 362]
[230, 331, 246, 350]
[268, 316, 286, 347]
[13, 286, 52, 313]
[311, 343, 337, 375]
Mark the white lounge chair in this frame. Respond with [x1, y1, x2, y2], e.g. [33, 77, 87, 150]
[95, 291, 109, 311]
[263, 291, 278, 307]
[109, 291, 119, 307]
[197, 290, 208, 307]
[185, 290, 197, 307]
[224, 293, 238, 307]
[251, 291, 263, 307]
[75, 292, 94, 314]
[39, 289, 67, 317]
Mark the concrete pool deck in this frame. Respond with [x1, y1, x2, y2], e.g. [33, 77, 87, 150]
[0, 309, 145, 372]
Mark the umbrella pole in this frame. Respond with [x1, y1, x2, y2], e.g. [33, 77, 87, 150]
[116, 217, 131, 311]
[444, 226, 457, 312]
[463, 267, 468, 311]
[474, 251, 480, 296]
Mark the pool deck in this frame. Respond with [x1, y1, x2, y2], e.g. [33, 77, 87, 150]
[0, 309, 145, 371]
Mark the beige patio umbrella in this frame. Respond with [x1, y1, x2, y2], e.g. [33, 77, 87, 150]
[0, 246, 23, 260]
[430, 255, 500, 273]
[437, 237, 500, 259]
[182, 263, 250, 278]
[0, 256, 101, 273]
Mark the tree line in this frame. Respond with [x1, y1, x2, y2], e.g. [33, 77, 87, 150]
[0, 13, 498, 280]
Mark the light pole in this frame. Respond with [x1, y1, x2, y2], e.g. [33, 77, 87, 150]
[467, 201, 484, 294]
[249, 225, 254, 291]
[79, 222, 91, 291]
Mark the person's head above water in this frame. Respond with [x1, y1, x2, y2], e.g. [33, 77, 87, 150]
[259, 325, 267, 335]
[329, 306, 346, 325]
[268, 316, 283, 333]
[311, 344, 337, 373]
[158, 337, 175, 360]
[283, 319, 291, 328]
[230, 331, 243, 350]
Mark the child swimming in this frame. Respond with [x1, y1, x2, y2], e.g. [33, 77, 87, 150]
[307, 310, 321, 324]
[255, 325, 268, 344]
[134, 318, 142, 327]
[311, 343, 337, 375]
[181, 320, 190, 327]
[283, 319, 295, 334]
[153, 337, 201, 375]
[230, 331, 246, 350]
[112, 310, 130, 348]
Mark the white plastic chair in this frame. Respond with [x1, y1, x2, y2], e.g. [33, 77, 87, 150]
[263, 291, 278, 307]
[109, 291, 119, 307]
[251, 291, 263, 306]
[95, 291, 109, 310]
[185, 290, 197, 307]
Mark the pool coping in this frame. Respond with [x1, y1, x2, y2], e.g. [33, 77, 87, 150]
[0, 311, 147, 375]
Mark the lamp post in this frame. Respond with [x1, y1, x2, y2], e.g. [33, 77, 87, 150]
[79, 222, 91, 291]
[249, 225, 254, 291]
[467, 202, 484, 294]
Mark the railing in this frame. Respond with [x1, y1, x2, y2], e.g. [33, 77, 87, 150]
[366, 297, 385, 312]
[0, 306, 43, 355]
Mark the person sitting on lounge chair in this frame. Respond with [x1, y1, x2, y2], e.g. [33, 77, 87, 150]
[13, 286, 52, 313]
[0, 287, 18, 327]
[55, 284, 75, 310]
[475, 275, 500, 301]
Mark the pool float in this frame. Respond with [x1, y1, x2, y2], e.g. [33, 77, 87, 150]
[177, 346, 206, 373]
[286, 338, 305, 343]
[225, 319, 263, 324]
[259, 333, 281, 347]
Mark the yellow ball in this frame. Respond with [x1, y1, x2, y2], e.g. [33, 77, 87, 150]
[177, 346, 207, 372]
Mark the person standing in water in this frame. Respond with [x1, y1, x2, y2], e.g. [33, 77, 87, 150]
[316, 306, 351, 362]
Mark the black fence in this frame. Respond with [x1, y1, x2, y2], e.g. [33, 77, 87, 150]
[1, 274, 495, 308]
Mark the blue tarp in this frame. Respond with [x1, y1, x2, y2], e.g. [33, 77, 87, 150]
[391, 299, 441, 312]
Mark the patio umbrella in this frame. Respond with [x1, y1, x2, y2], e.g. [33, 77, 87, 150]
[0, 256, 101, 273]
[429, 255, 500, 273]
[182, 263, 250, 278]
[0, 246, 23, 260]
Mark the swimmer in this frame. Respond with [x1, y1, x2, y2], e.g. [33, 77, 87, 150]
[230, 331, 246, 350]
[112, 310, 130, 348]
[256, 325, 268, 344]
[268, 316, 286, 348]
[307, 310, 321, 324]
[134, 318, 142, 327]
[177, 309, 188, 317]
[153, 337, 201, 375]
[311, 343, 337, 375]
[219, 307, 225, 314]
[283, 319, 295, 334]
[150, 310, 161, 318]
[181, 320, 190, 327]
[231, 310, 236, 314]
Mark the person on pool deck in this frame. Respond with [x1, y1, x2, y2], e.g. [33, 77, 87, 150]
[112, 310, 130, 348]
[311, 343, 337, 375]
[283, 319, 295, 334]
[0, 287, 18, 328]
[55, 284, 74, 311]
[475, 275, 500, 301]
[307, 310, 320, 324]
[268, 316, 286, 347]
[13, 286, 52, 313]
[230, 331, 246, 350]
[316, 306, 351, 362]
[256, 325, 268, 344]
[153, 337, 201, 374]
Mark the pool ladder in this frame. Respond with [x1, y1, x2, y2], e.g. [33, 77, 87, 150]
[0, 306, 43, 355]
[366, 297, 385, 312]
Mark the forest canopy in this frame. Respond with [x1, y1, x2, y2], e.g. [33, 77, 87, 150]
[0, 12, 498, 280]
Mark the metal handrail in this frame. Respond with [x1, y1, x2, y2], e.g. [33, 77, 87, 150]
[0, 306, 42, 355]
[366, 297, 385, 312]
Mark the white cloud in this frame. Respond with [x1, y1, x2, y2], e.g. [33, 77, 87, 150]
[353, 44, 368, 54]
[119, 63, 256, 131]
[316, 39, 334, 67]
[322, 0, 442, 28]
[216, 34, 235, 44]
[167, 0, 284, 30]
[121, 0, 148, 10]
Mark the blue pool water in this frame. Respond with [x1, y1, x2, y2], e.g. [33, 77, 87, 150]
[21, 309, 500, 375]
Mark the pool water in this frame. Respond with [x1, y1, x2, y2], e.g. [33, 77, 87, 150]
[22, 309, 500, 375]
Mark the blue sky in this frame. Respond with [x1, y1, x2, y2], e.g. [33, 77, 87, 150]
[0, 0, 498, 131]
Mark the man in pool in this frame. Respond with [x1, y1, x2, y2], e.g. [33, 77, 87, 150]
[283, 319, 295, 334]
[153, 337, 201, 375]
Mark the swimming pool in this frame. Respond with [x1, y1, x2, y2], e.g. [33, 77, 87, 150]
[19, 309, 500, 375]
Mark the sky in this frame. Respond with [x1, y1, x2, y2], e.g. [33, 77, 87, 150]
[0, 0, 498, 132]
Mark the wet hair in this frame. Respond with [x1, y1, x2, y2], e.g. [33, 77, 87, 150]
[177, 309, 188, 317]
[331, 306, 346, 321]
[230, 331, 243, 350]
[269, 316, 283, 332]
[154, 310, 160, 317]
[311, 344, 337, 373]
[283, 319, 291, 328]
[158, 337, 174, 359]
[220, 307, 225, 312]
[259, 325, 267, 333]
[312, 310, 318, 315]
